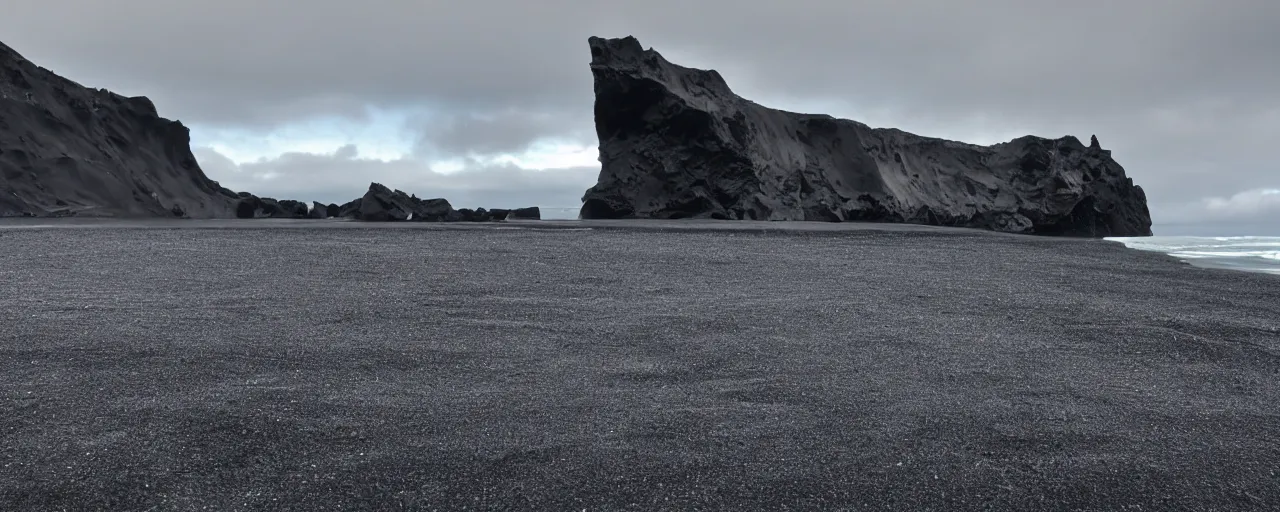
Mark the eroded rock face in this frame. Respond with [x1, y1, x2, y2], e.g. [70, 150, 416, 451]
[344, 183, 539, 222]
[510, 207, 541, 220]
[0, 41, 239, 218]
[233, 195, 311, 219]
[488, 209, 512, 221]
[310, 202, 329, 219]
[581, 36, 1154, 237]
[358, 183, 453, 221]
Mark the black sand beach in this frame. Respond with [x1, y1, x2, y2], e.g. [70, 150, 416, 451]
[2, 220, 1278, 510]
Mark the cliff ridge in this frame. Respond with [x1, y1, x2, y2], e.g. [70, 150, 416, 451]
[581, 36, 1154, 237]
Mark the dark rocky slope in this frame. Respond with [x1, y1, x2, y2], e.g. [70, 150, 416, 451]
[0, 40, 540, 222]
[581, 36, 1154, 237]
[0, 41, 240, 218]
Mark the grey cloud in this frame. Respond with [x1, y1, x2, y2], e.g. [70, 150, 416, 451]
[194, 145, 596, 208]
[1151, 188, 1280, 235]
[411, 109, 595, 160]
[9, 0, 1275, 125]
[1202, 189, 1280, 221]
[1157, 189, 1280, 224]
[4, 0, 1279, 227]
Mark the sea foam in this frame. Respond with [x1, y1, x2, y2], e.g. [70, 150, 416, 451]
[1107, 236, 1280, 275]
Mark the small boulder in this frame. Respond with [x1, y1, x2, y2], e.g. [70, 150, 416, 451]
[276, 199, 309, 218]
[456, 208, 493, 222]
[418, 198, 455, 221]
[235, 197, 261, 218]
[338, 198, 362, 218]
[256, 198, 285, 217]
[510, 207, 541, 220]
[234, 195, 312, 218]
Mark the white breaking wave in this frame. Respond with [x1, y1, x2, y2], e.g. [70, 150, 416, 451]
[1169, 250, 1280, 260]
[1107, 236, 1280, 275]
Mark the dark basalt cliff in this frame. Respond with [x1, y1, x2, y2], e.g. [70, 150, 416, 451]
[0, 41, 240, 218]
[581, 36, 1154, 237]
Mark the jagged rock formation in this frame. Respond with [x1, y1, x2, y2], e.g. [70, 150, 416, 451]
[581, 36, 1154, 237]
[506, 207, 542, 220]
[0, 41, 241, 218]
[308, 201, 340, 219]
[336, 183, 538, 222]
[357, 183, 455, 221]
[232, 194, 315, 219]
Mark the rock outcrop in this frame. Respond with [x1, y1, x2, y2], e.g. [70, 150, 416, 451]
[357, 183, 455, 221]
[232, 194, 314, 219]
[0, 41, 239, 218]
[485, 207, 540, 221]
[338, 183, 539, 222]
[581, 36, 1154, 237]
[509, 207, 542, 220]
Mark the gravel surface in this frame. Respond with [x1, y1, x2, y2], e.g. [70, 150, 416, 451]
[2, 221, 1278, 510]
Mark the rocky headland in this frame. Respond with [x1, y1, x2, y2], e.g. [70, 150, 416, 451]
[580, 36, 1153, 237]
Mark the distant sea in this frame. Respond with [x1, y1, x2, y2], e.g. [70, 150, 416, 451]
[539, 207, 582, 220]
[1108, 236, 1280, 276]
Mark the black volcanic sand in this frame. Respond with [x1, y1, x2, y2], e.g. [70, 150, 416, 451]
[1, 220, 1278, 510]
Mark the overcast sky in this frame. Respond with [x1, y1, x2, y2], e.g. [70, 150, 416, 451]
[3, 0, 1277, 232]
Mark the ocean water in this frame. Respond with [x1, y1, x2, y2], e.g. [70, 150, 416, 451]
[1107, 236, 1280, 275]
[539, 207, 582, 220]
[537, 208, 1277, 275]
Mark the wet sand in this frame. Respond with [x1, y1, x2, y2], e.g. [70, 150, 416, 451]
[2, 220, 1278, 510]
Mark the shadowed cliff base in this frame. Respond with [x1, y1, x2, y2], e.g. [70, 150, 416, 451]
[581, 36, 1153, 237]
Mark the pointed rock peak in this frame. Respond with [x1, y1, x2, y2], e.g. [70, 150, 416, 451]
[587, 35, 659, 75]
[1090, 135, 1101, 150]
[588, 36, 645, 63]
[588, 35, 735, 100]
